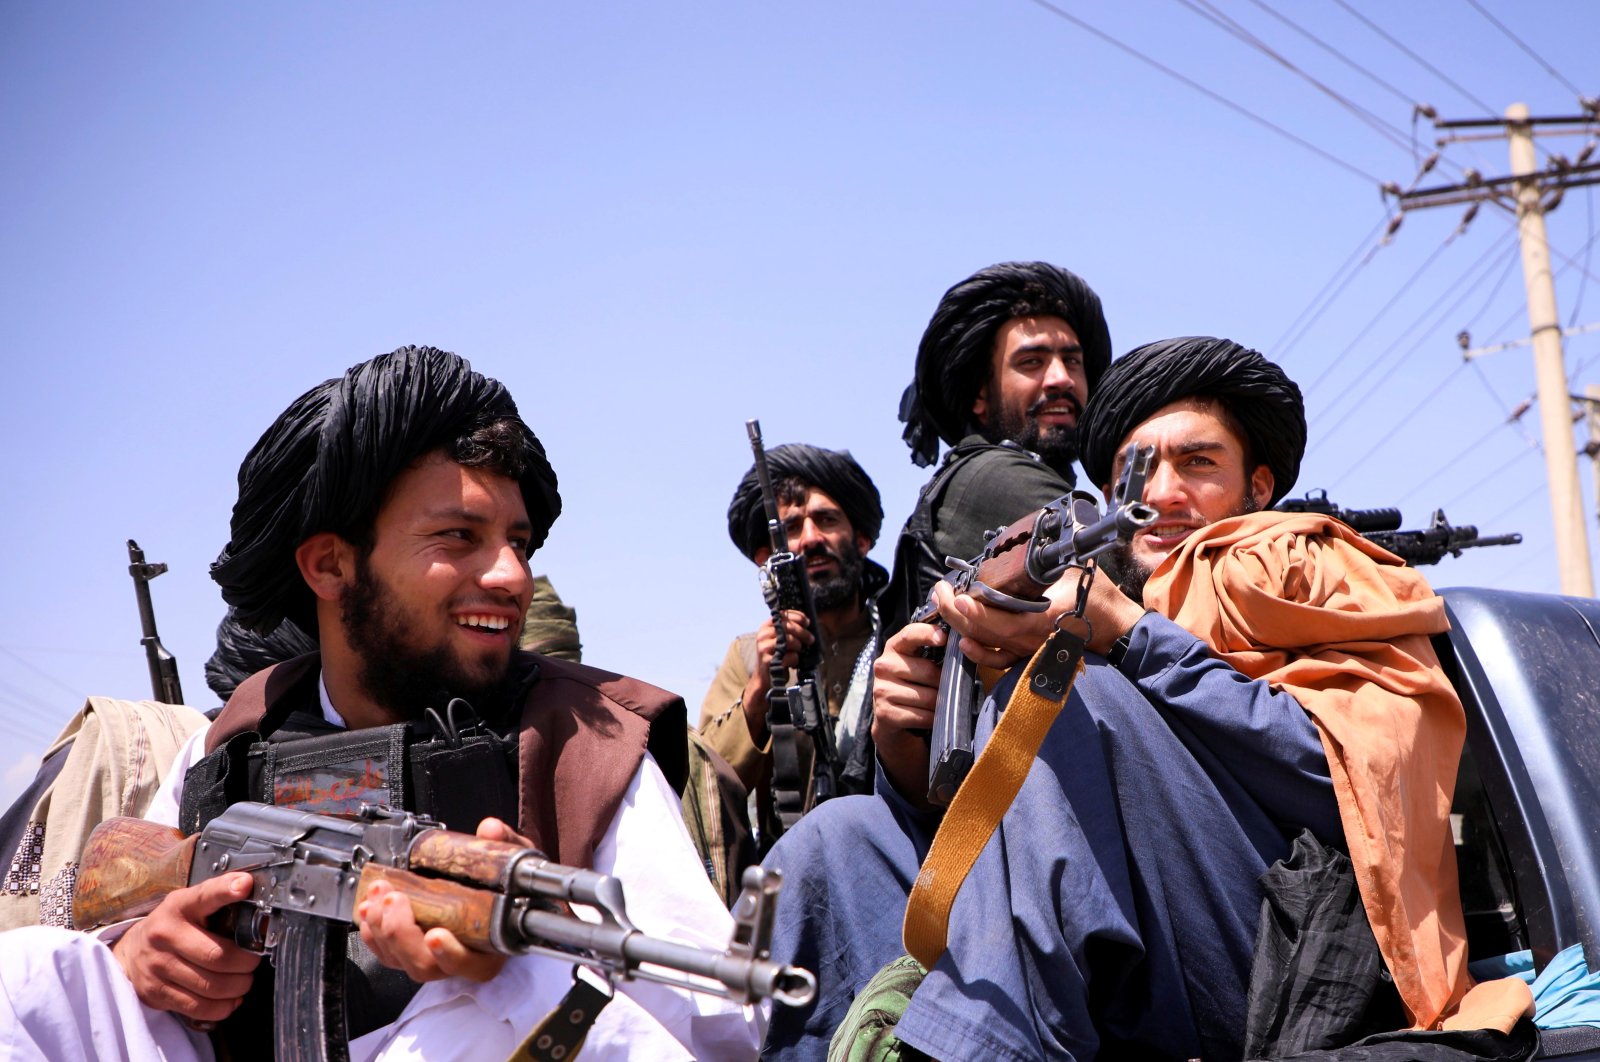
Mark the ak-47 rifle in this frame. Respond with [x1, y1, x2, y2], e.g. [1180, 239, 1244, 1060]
[1276, 489, 1522, 567]
[74, 802, 815, 1062]
[916, 443, 1158, 806]
[127, 539, 184, 704]
[745, 419, 836, 835]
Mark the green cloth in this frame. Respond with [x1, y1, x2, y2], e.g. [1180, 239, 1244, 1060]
[826, 955, 931, 1062]
[519, 574, 582, 661]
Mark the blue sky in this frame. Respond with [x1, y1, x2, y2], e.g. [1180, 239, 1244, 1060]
[2, 2, 1596, 806]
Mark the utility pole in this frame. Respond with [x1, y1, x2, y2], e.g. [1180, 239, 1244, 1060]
[1507, 103, 1593, 596]
[1388, 102, 1600, 596]
[1586, 384, 1600, 538]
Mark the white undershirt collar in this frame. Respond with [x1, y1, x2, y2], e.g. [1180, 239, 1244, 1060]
[316, 671, 348, 729]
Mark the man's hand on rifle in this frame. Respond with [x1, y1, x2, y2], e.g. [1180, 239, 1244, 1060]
[870, 622, 943, 809]
[111, 870, 262, 1025]
[356, 816, 528, 985]
[739, 609, 815, 744]
[934, 570, 1145, 665]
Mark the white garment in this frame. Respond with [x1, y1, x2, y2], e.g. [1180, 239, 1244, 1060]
[3, 722, 763, 1061]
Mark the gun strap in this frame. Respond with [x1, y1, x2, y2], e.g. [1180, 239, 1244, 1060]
[510, 971, 613, 1062]
[902, 627, 1086, 969]
[768, 718, 807, 833]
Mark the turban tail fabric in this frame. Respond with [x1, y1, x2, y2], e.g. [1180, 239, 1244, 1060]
[726, 444, 883, 560]
[900, 261, 1112, 467]
[211, 345, 560, 635]
[1077, 336, 1306, 503]
[205, 608, 318, 701]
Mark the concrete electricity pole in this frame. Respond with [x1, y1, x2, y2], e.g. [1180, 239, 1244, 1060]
[1389, 102, 1600, 596]
[1507, 103, 1593, 596]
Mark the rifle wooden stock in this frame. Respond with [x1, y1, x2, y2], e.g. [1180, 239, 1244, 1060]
[73, 818, 197, 929]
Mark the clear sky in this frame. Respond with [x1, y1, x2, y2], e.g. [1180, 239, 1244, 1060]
[2, 2, 1596, 807]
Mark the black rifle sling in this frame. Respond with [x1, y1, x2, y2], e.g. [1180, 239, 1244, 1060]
[768, 713, 807, 834]
[510, 972, 614, 1061]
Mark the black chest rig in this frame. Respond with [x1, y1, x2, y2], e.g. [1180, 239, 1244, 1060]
[882, 440, 1022, 636]
[177, 671, 528, 1051]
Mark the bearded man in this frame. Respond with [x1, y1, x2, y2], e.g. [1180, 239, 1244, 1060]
[883, 261, 1112, 636]
[0, 346, 761, 1061]
[700, 444, 887, 846]
[764, 338, 1533, 1061]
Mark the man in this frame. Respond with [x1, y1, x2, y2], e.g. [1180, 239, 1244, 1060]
[767, 337, 1531, 1060]
[0, 346, 761, 1061]
[700, 444, 887, 844]
[882, 261, 1112, 635]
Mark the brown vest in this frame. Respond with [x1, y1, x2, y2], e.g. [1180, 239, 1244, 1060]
[203, 652, 688, 870]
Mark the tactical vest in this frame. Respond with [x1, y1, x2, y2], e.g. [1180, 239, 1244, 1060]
[177, 650, 689, 1054]
[881, 440, 1028, 636]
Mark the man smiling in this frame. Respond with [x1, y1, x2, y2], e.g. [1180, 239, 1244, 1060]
[0, 346, 761, 1061]
[883, 261, 1112, 635]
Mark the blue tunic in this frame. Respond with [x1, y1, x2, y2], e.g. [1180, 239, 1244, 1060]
[762, 613, 1342, 1061]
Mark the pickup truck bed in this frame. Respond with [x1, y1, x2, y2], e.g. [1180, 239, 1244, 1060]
[1440, 588, 1600, 1059]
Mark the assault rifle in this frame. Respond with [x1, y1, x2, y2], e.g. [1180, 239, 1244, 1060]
[127, 539, 184, 704]
[1276, 490, 1522, 567]
[916, 443, 1158, 805]
[745, 419, 836, 834]
[74, 802, 815, 1062]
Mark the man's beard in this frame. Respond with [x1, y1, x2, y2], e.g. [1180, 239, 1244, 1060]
[339, 557, 519, 723]
[988, 391, 1082, 479]
[806, 536, 866, 612]
[1107, 491, 1263, 602]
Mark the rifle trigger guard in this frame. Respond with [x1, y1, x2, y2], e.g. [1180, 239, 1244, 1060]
[968, 580, 1050, 613]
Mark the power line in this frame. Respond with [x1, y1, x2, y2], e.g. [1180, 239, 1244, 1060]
[1021, 0, 1386, 185]
[1440, 437, 1541, 510]
[1237, 0, 1420, 112]
[1328, 0, 1495, 116]
[1569, 187, 1596, 326]
[1300, 223, 1501, 401]
[1173, 0, 1420, 157]
[1396, 416, 1516, 502]
[1325, 362, 1469, 491]
[0, 644, 88, 701]
[1461, 0, 1587, 100]
[1480, 477, 1551, 530]
[1312, 235, 1511, 428]
[1273, 214, 1392, 361]
[1460, 242, 1525, 333]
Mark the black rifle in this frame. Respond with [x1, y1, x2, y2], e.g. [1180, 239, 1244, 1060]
[1276, 490, 1522, 567]
[128, 539, 184, 704]
[917, 443, 1157, 805]
[745, 420, 835, 836]
[75, 802, 816, 1062]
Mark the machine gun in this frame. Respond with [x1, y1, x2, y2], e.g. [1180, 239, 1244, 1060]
[745, 419, 836, 835]
[74, 801, 815, 1062]
[916, 443, 1157, 805]
[127, 539, 184, 704]
[1276, 489, 1522, 567]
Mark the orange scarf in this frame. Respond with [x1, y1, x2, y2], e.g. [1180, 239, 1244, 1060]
[1144, 510, 1530, 1032]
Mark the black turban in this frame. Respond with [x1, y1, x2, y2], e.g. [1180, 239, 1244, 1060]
[899, 261, 1112, 467]
[1078, 336, 1306, 504]
[726, 444, 883, 560]
[211, 345, 561, 635]
[205, 608, 318, 701]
